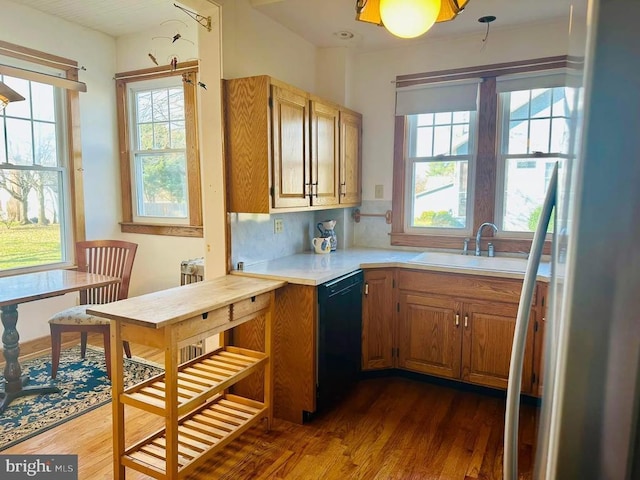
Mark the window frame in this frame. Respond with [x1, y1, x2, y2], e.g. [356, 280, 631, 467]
[115, 61, 202, 237]
[391, 56, 572, 254]
[0, 41, 84, 275]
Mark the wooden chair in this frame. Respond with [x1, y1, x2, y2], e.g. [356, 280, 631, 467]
[49, 240, 138, 380]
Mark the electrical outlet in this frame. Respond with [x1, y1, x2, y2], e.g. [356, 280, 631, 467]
[375, 184, 384, 199]
[274, 218, 284, 234]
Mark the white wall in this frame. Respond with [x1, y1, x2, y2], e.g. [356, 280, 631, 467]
[353, 19, 571, 203]
[219, 0, 316, 90]
[2, 1, 121, 341]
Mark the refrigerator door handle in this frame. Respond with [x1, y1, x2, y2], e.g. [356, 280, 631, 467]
[503, 162, 558, 480]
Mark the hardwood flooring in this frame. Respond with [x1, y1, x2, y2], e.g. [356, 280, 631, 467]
[4, 340, 539, 479]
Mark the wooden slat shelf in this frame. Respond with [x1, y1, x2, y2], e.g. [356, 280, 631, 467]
[94, 275, 283, 479]
[120, 346, 267, 417]
[121, 394, 267, 479]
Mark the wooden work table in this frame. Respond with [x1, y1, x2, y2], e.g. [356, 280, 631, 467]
[88, 275, 285, 480]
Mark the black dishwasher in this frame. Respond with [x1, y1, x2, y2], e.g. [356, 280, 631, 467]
[316, 269, 364, 414]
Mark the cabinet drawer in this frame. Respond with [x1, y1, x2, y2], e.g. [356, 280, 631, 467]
[398, 270, 522, 304]
[233, 292, 271, 320]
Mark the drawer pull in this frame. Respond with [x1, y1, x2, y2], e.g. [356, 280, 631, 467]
[455, 313, 460, 327]
[464, 315, 469, 328]
[202, 312, 208, 320]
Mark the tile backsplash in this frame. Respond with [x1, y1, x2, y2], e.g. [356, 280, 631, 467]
[230, 201, 395, 268]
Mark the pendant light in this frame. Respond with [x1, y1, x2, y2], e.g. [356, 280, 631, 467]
[356, 0, 470, 39]
[0, 81, 24, 111]
[379, 0, 442, 38]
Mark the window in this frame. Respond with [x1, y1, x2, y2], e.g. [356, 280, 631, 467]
[0, 44, 83, 273]
[116, 62, 202, 237]
[406, 111, 475, 231]
[497, 85, 571, 232]
[391, 56, 571, 253]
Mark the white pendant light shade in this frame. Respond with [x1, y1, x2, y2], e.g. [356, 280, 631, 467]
[379, 0, 442, 38]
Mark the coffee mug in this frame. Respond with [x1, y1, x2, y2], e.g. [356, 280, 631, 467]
[312, 237, 331, 254]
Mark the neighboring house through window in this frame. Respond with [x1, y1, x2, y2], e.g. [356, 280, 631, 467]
[391, 56, 573, 253]
[0, 42, 84, 273]
[115, 61, 202, 237]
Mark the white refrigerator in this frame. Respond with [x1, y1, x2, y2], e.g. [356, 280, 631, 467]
[504, 1, 640, 479]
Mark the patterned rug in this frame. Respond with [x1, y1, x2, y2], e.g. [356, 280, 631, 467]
[0, 345, 163, 451]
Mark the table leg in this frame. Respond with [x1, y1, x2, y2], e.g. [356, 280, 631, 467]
[0, 304, 59, 414]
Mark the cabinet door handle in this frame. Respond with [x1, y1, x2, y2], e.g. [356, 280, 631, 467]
[464, 315, 469, 328]
[313, 182, 318, 198]
[340, 182, 346, 196]
[304, 182, 311, 198]
[455, 313, 460, 327]
[364, 283, 369, 296]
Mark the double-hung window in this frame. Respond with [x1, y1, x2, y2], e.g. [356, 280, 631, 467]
[497, 73, 572, 233]
[391, 57, 572, 252]
[397, 80, 479, 233]
[116, 62, 201, 237]
[0, 45, 82, 273]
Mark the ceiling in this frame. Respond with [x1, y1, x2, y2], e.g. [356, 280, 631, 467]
[10, 0, 573, 50]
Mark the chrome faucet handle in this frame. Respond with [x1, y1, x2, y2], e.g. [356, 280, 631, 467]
[462, 238, 470, 255]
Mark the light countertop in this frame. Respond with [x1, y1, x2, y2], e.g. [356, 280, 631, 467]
[231, 248, 551, 286]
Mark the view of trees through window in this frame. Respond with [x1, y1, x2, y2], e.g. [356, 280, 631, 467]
[0, 75, 65, 271]
[132, 86, 187, 220]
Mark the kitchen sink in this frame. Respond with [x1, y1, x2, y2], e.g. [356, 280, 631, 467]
[408, 252, 530, 274]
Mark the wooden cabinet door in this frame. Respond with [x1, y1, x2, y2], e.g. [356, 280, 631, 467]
[271, 85, 310, 209]
[362, 269, 395, 370]
[339, 110, 362, 205]
[397, 293, 462, 379]
[310, 100, 339, 206]
[462, 301, 535, 391]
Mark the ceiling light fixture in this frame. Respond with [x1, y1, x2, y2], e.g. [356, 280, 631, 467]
[0, 81, 25, 111]
[356, 0, 470, 39]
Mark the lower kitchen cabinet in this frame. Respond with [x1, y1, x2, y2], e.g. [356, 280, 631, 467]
[363, 268, 541, 395]
[396, 293, 461, 379]
[362, 269, 395, 370]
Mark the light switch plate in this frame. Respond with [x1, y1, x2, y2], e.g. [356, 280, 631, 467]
[375, 184, 384, 199]
[274, 218, 284, 234]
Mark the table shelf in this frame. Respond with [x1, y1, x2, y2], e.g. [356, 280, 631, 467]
[121, 346, 267, 417]
[121, 394, 266, 479]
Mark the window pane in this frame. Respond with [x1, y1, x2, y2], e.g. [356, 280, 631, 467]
[550, 117, 570, 152]
[134, 152, 187, 218]
[137, 91, 153, 123]
[410, 160, 467, 228]
[508, 120, 529, 154]
[509, 91, 530, 120]
[170, 121, 186, 148]
[415, 126, 433, 157]
[34, 122, 57, 166]
[551, 87, 567, 117]
[0, 168, 63, 270]
[169, 88, 184, 119]
[31, 82, 55, 122]
[531, 89, 552, 118]
[138, 123, 154, 150]
[452, 124, 469, 155]
[529, 118, 551, 152]
[433, 125, 451, 156]
[452, 111, 469, 123]
[6, 118, 34, 165]
[434, 112, 452, 125]
[153, 122, 170, 149]
[152, 90, 169, 121]
[3, 77, 30, 119]
[416, 113, 433, 126]
[503, 158, 556, 232]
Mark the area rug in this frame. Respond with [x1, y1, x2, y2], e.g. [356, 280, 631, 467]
[0, 345, 163, 451]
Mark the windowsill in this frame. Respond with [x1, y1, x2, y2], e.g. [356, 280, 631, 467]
[390, 232, 551, 255]
[120, 222, 203, 238]
[0, 262, 76, 278]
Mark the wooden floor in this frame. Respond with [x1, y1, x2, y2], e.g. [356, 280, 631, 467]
[4, 340, 539, 479]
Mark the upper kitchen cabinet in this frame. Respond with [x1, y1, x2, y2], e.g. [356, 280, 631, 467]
[224, 75, 362, 213]
[339, 110, 362, 206]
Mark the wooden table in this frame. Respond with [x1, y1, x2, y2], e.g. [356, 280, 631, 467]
[0, 269, 120, 413]
[88, 275, 285, 480]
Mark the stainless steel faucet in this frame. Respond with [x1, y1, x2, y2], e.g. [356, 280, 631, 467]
[475, 222, 498, 256]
